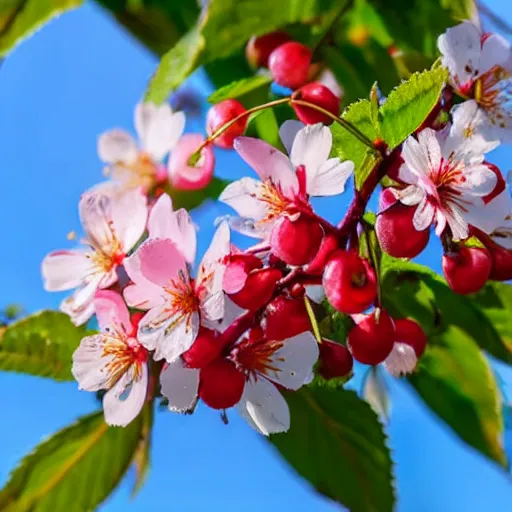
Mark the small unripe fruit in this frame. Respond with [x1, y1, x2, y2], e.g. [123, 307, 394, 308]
[268, 42, 312, 90]
[199, 358, 245, 409]
[206, 99, 248, 149]
[323, 250, 377, 314]
[442, 246, 492, 295]
[229, 267, 282, 311]
[393, 318, 427, 358]
[347, 310, 395, 365]
[376, 202, 430, 258]
[292, 82, 340, 125]
[183, 328, 224, 369]
[265, 295, 311, 340]
[304, 233, 339, 275]
[270, 216, 324, 266]
[245, 31, 291, 68]
[318, 340, 353, 380]
[223, 254, 262, 295]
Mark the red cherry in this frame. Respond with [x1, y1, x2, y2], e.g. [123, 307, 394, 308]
[322, 250, 377, 314]
[393, 318, 427, 357]
[318, 340, 353, 380]
[206, 99, 247, 149]
[347, 310, 395, 365]
[442, 246, 492, 295]
[304, 233, 339, 275]
[482, 162, 506, 205]
[229, 267, 282, 311]
[223, 254, 262, 294]
[270, 216, 324, 266]
[292, 82, 340, 125]
[182, 328, 226, 369]
[245, 30, 291, 68]
[199, 358, 245, 409]
[265, 295, 311, 340]
[382, 149, 405, 183]
[268, 42, 312, 90]
[489, 244, 512, 281]
[376, 202, 430, 258]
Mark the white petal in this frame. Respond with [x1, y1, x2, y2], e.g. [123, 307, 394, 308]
[160, 359, 199, 413]
[397, 185, 425, 206]
[265, 332, 319, 391]
[237, 378, 290, 436]
[437, 21, 481, 84]
[134, 102, 158, 146]
[413, 197, 435, 231]
[443, 204, 469, 240]
[384, 342, 418, 377]
[41, 249, 94, 291]
[98, 129, 138, 164]
[307, 158, 353, 197]
[401, 135, 431, 178]
[145, 106, 186, 161]
[417, 128, 442, 171]
[201, 296, 246, 333]
[459, 164, 497, 196]
[480, 33, 512, 75]
[318, 68, 343, 98]
[218, 178, 269, 221]
[60, 292, 95, 326]
[279, 120, 304, 155]
[103, 365, 148, 427]
[467, 189, 512, 233]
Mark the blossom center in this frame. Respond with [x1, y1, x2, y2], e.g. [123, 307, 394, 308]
[233, 337, 284, 378]
[474, 66, 512, 128]
[102, 334, 146, 387]
[256, 180, 295, 222]
[163, 271, 200, 320]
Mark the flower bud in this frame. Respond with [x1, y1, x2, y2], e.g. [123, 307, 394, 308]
[229, 268, 282, 311]
[304, 233, 339, 275]
[318, 340, 353, 380]
[199, 358, 245, 409]
[183, 327, 225, 369]
[206, 99, 248, 149]
[268, 42, 312, 90]
[291, 82, 340, 125]
[245, 30, 291, 68]
[168, 133, 215, 191]
[442, 246, 492, 295]
[264, 295, 311, 340]
[323, 250, 377, 314]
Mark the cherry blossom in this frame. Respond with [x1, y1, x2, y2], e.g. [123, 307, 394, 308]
[98, 102, 185, 191]
[395, 127, 498, 240]
[160, 329, 319, 435]
[219, 122, 354, 238]
[438, 21, 512, 142]
[123, 222, 230, 362]
[42, 187, 148, 325]
[72, 291, 148, 426]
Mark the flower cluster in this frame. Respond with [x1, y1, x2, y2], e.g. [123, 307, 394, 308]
[41, 20, 512, 434]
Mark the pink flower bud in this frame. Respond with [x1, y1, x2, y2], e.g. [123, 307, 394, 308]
[168, 133, 215, 191]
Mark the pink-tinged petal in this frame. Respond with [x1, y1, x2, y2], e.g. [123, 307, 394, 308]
[145, 107, 186, 161]
[168, 133, 215, 191]
[61, 292, 95, 326]
[397, 185, 425, 206]
[307, 158, 353, 197]
[412, 196, 435, 232]
[110, 188, 148, 252]
[148, 194, 197, 263]
[397, 163, 421, 185]
[200, 292, 225, 323]
[466, 189, 512, 233]
[437, 21, 481, 84]
[79, 190, 117, 250]
[459, 164, 497, 196]
[73, 272, 111, 309]
[236, 377, 290, 435]
[279, 120, 304, 155]
[160, 359, 199, 412]
[97, 129, 138, 164]
[41, 249, 95, 291]
[234, 136, 298, 196]
[435, 208, 447, 237]
[417, 128, 442, 172]
[480, 33, 512, 75]
[264, 332, 319, 390]
[401, 135, 430, 178]
[318, 68, 343, 98]
[134, 102, 158, 147]
[218, 178, 268, 221]
[138, 307, 199, 362]
[138, 238, 187, 287]
[103, 364, 148, 427]
[290, 124, 332, 190]
[94, 290, 131, 333]
[72, 334, 116, 391]
[443, 204, 469, 241]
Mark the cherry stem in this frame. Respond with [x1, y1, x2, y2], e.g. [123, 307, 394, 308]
[244, 243, 271, 255]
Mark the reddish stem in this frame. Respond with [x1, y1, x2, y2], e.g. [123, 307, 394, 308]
[220, 310, 257, 347]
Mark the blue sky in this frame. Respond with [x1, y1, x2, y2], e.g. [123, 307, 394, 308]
[1, 1, 512, 510]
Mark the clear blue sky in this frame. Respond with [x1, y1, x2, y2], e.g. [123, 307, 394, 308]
[1, 2, 512, 510]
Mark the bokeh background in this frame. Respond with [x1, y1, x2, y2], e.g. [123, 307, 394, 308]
[1, 1, 512, 510]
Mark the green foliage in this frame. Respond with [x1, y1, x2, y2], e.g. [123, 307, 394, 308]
[0, 0, 82, 57]
[271, 386, 395, 512]
[409, 325, 506, 467]
[0, 410, 146, 512]
[208, 75, 272, 104]
[167, 176, 229, 211]
[0, 310, 92, 380]
[131, 403, 154, 497]
[380, 66, 448, 149]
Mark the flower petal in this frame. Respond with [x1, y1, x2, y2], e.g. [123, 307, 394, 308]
[103, 364, 148, 427]
[98, 129, 138, 164]
[279, 120, 304, 155]
[307, 158, 353, 196]
[459, 164, 497, 196]
[134, 102, 158, 147]
[480, 33, 512, 75]
[234, 137, 298, 196]
[443, 204, 469, 240]
[218, 178, 269, 221]
[236, 378, 290, 435]
[41, 249, 94, 291]
[265, 332, 319, 390]
[145, 105, 186, 161]
[401, 134, 431, 178]
[94, 290, 131, 333]
[413, 196, 435, 231]
[61, 292, 95, 326]
[417, 128, 442, 171]
[160, 359, 199, 412]
[138, 238, 187, 287]
[397, 185, 425, 206]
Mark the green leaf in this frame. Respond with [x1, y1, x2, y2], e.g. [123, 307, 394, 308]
[249, 108, 282, 149]
[0, 310, 91, 381]
[331, 99, 380, 190]
[208, 74, 272, 104]
[0, 410, 145, 511]
[409, 325, 507, 468]
[379, 66, 448, 149]
[0, 0, 82, 58]
[441, 0, 478, 21]
[271, 386, 395, 512]
[166, 176, 229, 211]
